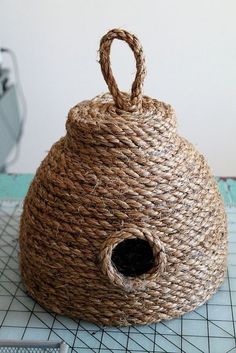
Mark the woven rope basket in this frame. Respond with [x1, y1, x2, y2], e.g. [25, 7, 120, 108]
[19, 29, 227, 326]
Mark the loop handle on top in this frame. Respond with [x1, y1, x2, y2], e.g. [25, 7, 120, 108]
[99, 28, 146, 112]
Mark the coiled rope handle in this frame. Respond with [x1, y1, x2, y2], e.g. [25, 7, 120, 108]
[99, 28, 147, 112]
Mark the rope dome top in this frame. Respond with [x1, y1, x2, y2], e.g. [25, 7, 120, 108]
[66, 28, 177, 150]
[19, 28, 227, 327]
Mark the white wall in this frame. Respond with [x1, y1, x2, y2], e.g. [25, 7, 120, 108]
[0, 0, 235, 175]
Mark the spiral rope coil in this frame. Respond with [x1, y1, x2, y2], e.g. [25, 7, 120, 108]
[19, 29, 227, 326]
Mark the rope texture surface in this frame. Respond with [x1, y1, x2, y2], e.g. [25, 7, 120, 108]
[19, 29, 227, 326]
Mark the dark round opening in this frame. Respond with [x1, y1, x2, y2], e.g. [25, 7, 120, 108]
[111, 239, 155, 277]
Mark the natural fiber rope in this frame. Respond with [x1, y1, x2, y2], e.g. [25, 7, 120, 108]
[19, 28, 227, 326]
[99, 227, 167, 292]
[99, 28, 146, 112]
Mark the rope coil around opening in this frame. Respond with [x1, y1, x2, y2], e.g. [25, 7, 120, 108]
[19, 28, 228, 327]
[99, 28, 147, 112]
[99, 227, 167, 292]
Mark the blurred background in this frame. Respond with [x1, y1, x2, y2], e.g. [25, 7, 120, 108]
[0, 0, 235, 175]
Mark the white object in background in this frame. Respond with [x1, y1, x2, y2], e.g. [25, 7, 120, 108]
[0, 44, 2, 72]
[0, 47, 2, 97]
[0, 53, 2, 67]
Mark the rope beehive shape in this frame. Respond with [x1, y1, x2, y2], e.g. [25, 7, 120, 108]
[19, 28, 227, 326]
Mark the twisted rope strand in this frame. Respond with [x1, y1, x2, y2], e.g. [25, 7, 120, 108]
[19, 29, 227, 326]
[99, 29, 146, 112]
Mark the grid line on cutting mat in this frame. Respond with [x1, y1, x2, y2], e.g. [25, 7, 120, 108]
[0, 199, 235, 353]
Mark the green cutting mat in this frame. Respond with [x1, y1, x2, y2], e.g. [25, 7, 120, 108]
[0, 175, 235, 353]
